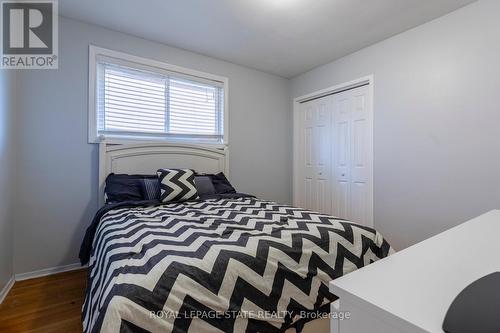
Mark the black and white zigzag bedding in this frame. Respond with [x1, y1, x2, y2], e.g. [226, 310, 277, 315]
[80, 195, 392, 333]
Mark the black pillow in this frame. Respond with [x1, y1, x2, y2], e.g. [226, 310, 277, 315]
[194, 176, 216, 196]
[104, 174, 158, 203]
[207, 172, 236, 194]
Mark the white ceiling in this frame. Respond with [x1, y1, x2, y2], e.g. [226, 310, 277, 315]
[60, 0, 476, 78]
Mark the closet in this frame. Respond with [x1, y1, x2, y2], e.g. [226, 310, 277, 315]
[294, 84, 373, 226]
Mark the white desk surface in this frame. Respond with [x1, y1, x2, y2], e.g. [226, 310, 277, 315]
[330, 210, 500, 333]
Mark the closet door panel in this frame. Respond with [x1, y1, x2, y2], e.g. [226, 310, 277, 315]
[332, 85, 372, 226]
[298, 97, 332, 214]
[350, 87, 371, 225]
[304, 178, 313, 210]
[334, 180, 350, 219]
[302, 104, 315, 211]
[333, 96, 351, 220]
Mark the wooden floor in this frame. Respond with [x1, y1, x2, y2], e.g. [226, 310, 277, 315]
[0, 269, 87, 333]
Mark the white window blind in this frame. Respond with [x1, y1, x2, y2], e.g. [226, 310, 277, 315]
[95, 58, 225, 143]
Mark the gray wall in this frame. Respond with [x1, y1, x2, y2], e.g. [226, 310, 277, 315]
[14, 17, 291, 274]
[291, 0, 500, 250]
[0, 71, 15, 289]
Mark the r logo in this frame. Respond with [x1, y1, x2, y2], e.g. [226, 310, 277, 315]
[2, 1, 53, 54]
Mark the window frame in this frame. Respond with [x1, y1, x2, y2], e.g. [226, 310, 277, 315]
[88, 45, 229, 147]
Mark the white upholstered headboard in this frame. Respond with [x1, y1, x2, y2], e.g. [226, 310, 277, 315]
[98, 142, 229, 206]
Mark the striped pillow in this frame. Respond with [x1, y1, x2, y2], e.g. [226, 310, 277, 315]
[157, 169, 199, 202]
[142, 178, 160, 201]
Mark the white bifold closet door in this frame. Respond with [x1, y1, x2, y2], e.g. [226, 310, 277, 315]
[298, 96, 333, 215]
[297, 84, 372, 226]
[332, 85, 372, 226]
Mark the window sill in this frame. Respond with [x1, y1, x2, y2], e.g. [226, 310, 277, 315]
[90, 134, 228, 149]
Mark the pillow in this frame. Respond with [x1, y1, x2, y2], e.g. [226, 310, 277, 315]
[105, 174, 143, 203]
[157, 169, 199, 202]
[194, 176, 216, 196]
[142, 178, 161, 201]
[209, 172, 236, 194]
[104, 174, 159, 203]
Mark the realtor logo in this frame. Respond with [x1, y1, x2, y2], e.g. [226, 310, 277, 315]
[1, 0, 58, 69]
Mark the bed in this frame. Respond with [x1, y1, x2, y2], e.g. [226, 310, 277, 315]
[80, 142, 392, 333]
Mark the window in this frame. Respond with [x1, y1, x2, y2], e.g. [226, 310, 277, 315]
[89, 46, 227, 145]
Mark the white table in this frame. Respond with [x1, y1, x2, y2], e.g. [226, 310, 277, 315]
[329, 210, 500, 333]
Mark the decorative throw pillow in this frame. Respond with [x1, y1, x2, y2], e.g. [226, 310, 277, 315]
[194, 175, 216, 197]
[105, 173, 158, 203]
[142, 178, 161, 201]
[195, 172, 236, 194]
[210, 172, 237, 194]
[157, 169, 199, 202]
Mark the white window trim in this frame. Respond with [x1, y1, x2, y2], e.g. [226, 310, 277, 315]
[88, 45, 229, 147]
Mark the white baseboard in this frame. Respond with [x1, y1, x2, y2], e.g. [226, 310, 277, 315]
[15, 262, 84, 281]
[0, 263, 85, 304]
[0, 276, 15, 305]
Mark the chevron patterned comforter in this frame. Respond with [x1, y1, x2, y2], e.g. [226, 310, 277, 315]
[81, 195, 392, 333]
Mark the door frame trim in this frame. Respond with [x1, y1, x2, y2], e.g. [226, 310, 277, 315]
[292, 75, 374, 226]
